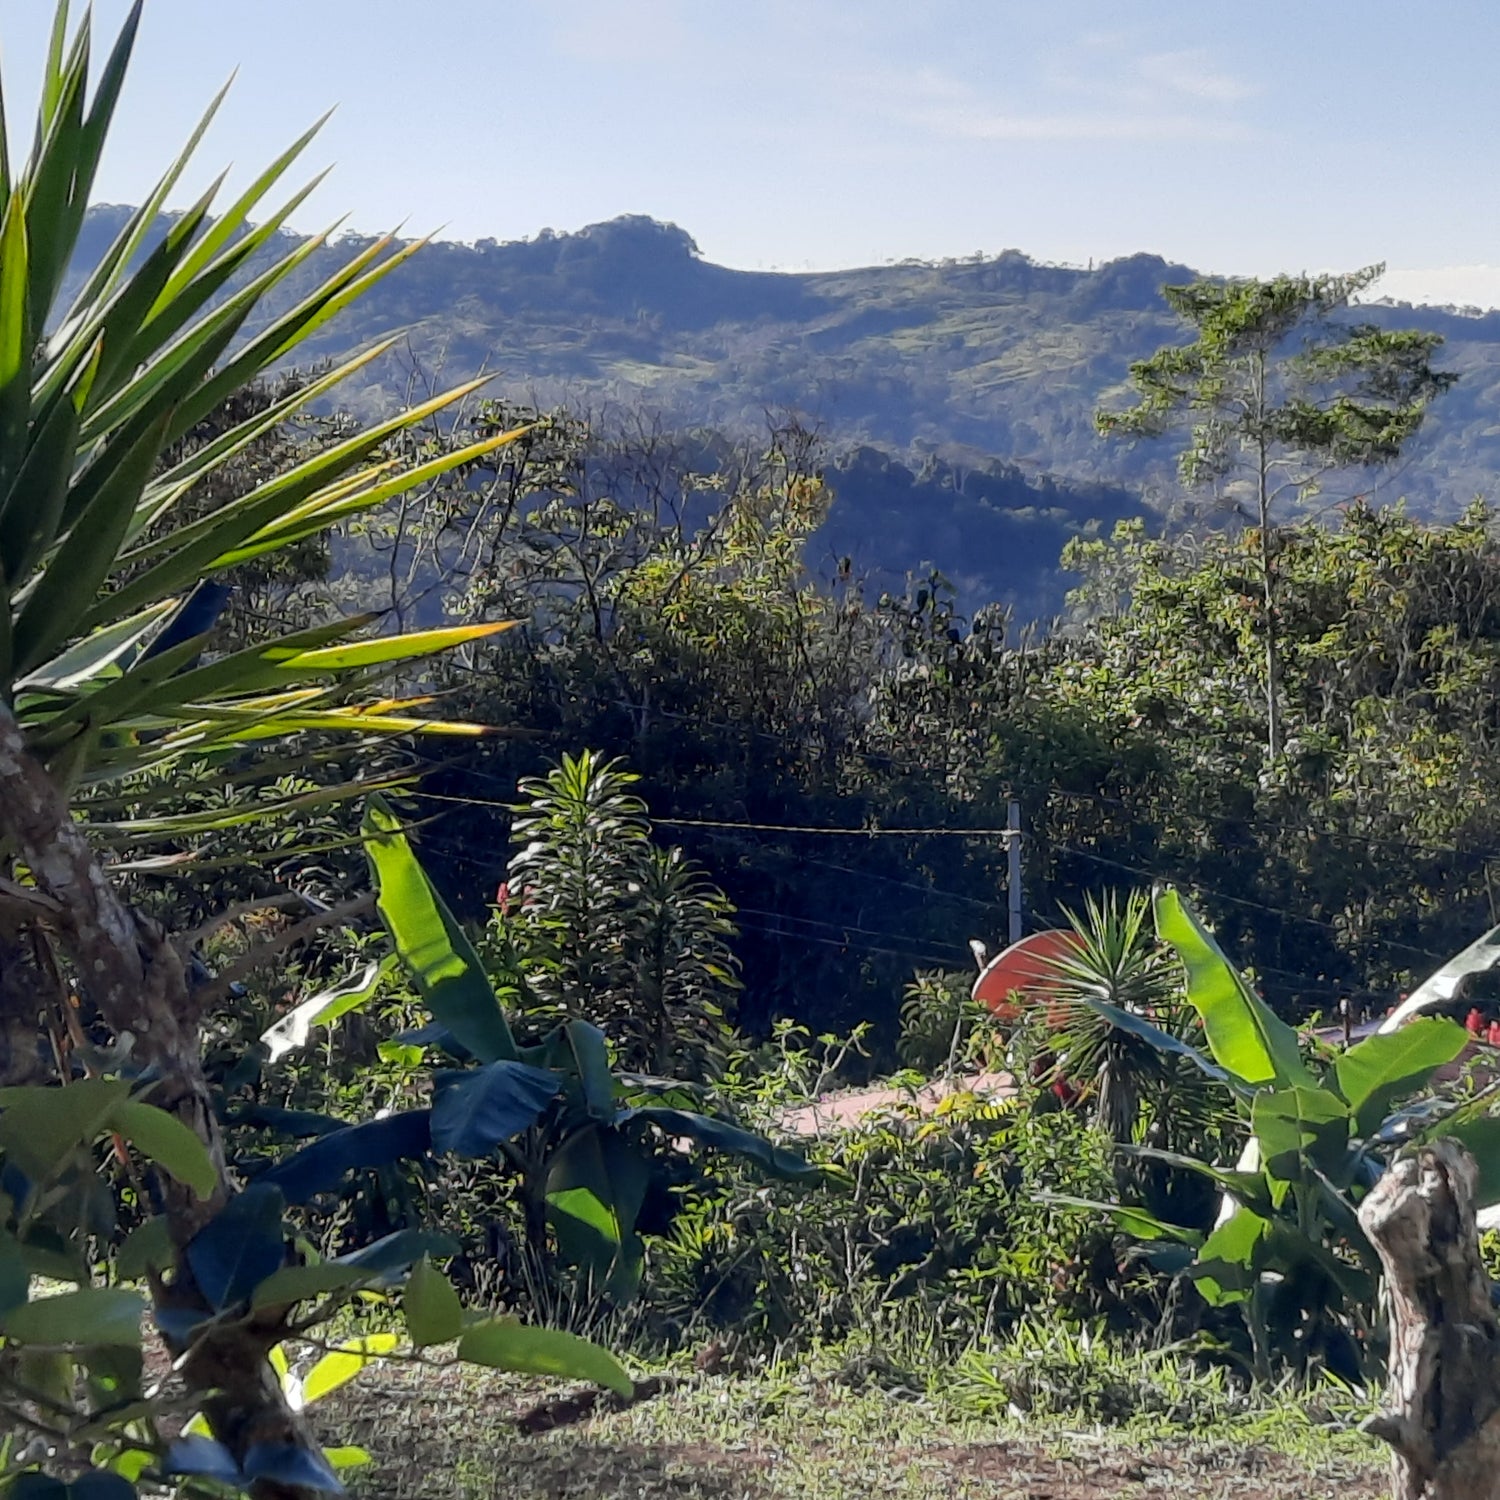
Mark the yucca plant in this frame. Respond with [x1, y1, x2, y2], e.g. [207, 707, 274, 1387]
[1032, 889, 1208, 1148]
[0, 3, 575, 1494]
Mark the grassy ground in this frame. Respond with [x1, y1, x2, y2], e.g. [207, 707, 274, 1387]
[318, 1355, 1390, 1500]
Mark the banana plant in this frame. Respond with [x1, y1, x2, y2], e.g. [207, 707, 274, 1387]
[1047, 885, 1495, 1383]
[247, 794, 828, 1311]
[0, 1075, 633, 1497]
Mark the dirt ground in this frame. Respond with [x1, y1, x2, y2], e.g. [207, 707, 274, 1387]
[319, 1361, 1391, 1500]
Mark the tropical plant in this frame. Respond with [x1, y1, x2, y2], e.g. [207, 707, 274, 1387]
[316, 795, 827, 1318]
[1030, 889, 1216, 1154]
[501, 751, 738, 1078]
[0, 3, 645, 1493]
[1053, 886, 1500, 1384]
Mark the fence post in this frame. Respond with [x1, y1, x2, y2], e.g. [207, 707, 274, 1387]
[1007, 800, 1023, 947]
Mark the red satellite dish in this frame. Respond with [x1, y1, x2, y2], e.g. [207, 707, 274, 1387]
[972, 929, 1081, 1018]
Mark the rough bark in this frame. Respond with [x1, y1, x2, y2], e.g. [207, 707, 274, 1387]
[0, 705, 322, 1500]
[1358, 1139, 1500, 1500]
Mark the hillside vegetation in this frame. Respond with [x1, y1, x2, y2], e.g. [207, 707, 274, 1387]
[74, 211, 1496, 497]
[75, 206, 1500, 614]
[16, 7, 1500, 1490]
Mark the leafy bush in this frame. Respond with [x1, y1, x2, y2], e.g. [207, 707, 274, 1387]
[897, 970, 981, 1072]
[1063, 885, 1500, 1384]
[640, 1075, 1147, 1357]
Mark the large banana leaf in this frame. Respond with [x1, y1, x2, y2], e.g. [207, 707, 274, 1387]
[362, 795, 519, 1063]
[1153, 886, 1313, 1090]
[1334, 1017, 1468, 1138]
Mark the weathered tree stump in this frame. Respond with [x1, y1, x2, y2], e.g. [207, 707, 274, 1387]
[1358, 1138, 1500, 1499]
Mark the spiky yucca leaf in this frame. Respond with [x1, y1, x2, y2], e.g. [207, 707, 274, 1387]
[1033, 889, 1214, 1149]
[0, 0, 522, 791]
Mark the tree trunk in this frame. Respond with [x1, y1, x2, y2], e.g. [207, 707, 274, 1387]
[1256, 420, 1282, 764]
[1358, 1139, 1500, 1499]
[0, 707, 323, 1500]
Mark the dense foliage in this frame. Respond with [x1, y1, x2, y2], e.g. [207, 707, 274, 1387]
[13, 7, 1500, 1495]
[64, 207, 1500, 574]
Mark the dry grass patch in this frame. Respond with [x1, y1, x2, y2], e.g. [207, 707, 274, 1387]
[314, 1358, 1389, 1500]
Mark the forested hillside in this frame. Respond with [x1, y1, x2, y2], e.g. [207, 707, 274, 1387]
[194, 207, 1487, 513]
[14, 11, 1500, 1494]
[72, 206, 1500, 615]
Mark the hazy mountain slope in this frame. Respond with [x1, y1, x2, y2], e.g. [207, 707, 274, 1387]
[74, 208, 1500, 612]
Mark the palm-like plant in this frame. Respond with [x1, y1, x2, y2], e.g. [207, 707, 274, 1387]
[0, 3, 529, 1491]
[1033, 890, 1212, 1151]
[503, 751, 738, 1077]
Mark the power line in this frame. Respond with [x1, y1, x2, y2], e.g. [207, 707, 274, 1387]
[732, 917, 961, 970]
[411, 777, 1457, 974]
[733, 905, 970, 960]
[1047, 840, 1452, 966]
[407, 789, 1017, 840]
[432, 694, 1500, 871]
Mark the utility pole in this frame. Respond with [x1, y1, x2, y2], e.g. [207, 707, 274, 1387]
[1007, 799, 1023, 948]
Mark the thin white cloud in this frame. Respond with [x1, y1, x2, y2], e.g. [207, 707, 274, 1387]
[906, 104, 1253, 143]
[876, 51, 1257, 145]
[1135, 48, 1257, 104]
[1043, 40, 1258, 111]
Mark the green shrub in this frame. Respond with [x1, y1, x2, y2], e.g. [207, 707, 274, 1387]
[640, 1082, 1150, 1356]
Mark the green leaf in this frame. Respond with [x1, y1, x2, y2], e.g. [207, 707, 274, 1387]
[1080, 998, 1235, 1090]
[621, 1105, 826, 1184]
[109, 1099, 216, 1199]
[0, 184, 32, 507]
[16, 600, 175, 694]
[0, 373, 86, 583]
[1251, 1086, 1351, 1185]
[0, 186, 27, 389]
[430, 1061, 560, 1158]
[362, 795, 517, 1063]
[1335, 1017, 1468, 1138]
[153, 114, 330, 311]
[1033, 1192, 1205, 1246]
[561, 1021, 616, 1122]
[285, 623, 513, 673]
[322, 1447, 372, 1472]
[115, 1215, 174, 1280]
[1154, 886, 1313, 1089]
[457, 1317, 633, 1397]
[183, 1183, 286, 1310]
[0, 1287, 143, 1347]
[0, 1078, 131, 1181]
[297, 1333, 398, 1407]
[1115, 1145, 1274, 1218]
[545, 1126, 649, 1302]
[248, 1261, 375, 1310]
[12, 408, 174, 676]
[403, 1255, 462, 1348]
[1434, 1116, 1500, 1207]
[1191, 1205, 1269, 1307]
[261, 958, 391, 1062]
[260, 1111, 432, 1205]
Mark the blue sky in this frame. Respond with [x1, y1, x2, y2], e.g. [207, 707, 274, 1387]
[2, 0, 1497, 306]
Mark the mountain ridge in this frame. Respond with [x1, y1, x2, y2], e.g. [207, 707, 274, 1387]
[74, 207, 1500, 615]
